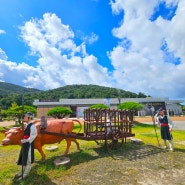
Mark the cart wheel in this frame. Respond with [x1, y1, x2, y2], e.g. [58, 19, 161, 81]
[105, 138, 118, 150]
[105, 130, 121, 150]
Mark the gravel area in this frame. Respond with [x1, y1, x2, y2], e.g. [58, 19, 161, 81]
[0, 121, 15, 127]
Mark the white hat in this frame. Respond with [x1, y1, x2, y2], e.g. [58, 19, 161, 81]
[25, 112, 33, 119]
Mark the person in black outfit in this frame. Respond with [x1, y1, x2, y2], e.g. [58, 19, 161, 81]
[15, 112, 37, 181]
[156, 108, 174, 151]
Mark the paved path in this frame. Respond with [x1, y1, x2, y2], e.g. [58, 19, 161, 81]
[135, 116, 185, 130]
[0, 121, 15, 127]
[173, 121, 185, 130]
[141, 121, 185, 130]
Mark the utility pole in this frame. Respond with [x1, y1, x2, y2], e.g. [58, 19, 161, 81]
[21, 94, 24, 180]
[117, 89, 121, 105]
[0, 106, 2, 122]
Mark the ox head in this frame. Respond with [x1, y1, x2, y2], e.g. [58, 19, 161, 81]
[1, 127, 23, 146]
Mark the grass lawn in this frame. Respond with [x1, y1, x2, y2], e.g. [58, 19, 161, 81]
[0, 122, 185, 185]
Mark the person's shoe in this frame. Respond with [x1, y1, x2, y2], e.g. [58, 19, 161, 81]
[170, 148, 174, 152]
[15, 177, 23, 182]
[15, 175, 28, 182]
[14, 173, 22, 178]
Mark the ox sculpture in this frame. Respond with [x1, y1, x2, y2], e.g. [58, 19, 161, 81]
[1, 118, 82, 160]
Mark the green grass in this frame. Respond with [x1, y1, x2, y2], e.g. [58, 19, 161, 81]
[132, 122, 185, 149]
[0, 123, 185, 185]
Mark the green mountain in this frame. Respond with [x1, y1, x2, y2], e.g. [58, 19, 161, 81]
[43, 84, 145, 99]
[0, 82, 147, 109]
[0, 82, 41, 95]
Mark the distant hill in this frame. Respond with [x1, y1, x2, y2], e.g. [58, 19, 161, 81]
[0, 82, 41, 95]
[0, 82, 147, 109]
[44, 84, 146, 99]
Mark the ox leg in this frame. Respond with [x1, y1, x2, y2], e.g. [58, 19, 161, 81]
[36, 147, 46, 161]
[71, 138, 80, 150]
[64, 139, 71, 156]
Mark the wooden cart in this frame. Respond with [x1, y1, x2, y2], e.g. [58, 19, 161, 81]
[41, 108, 135, 150]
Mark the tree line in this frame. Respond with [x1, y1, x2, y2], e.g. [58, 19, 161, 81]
[0, 83, 148, 110]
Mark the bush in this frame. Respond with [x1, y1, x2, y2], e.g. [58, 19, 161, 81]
[47, 106, 72, 118]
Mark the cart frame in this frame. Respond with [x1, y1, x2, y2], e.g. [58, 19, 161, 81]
[41, 108, 135, 149]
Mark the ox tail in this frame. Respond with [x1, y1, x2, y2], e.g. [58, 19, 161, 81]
[72, 119, 83, 133]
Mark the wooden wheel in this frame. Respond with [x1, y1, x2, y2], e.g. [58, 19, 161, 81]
[105, 130, 121, 150]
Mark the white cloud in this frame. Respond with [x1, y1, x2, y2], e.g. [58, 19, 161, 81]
[82, 32, 99, 45]
[109, 0, 185, 99]
[0, 1, 185, 100]
[160, 0, 185, 62]
[75, 30, 99, 45]
[0, 59, 38, 85]
[0, 48, 8, 60]
[0, 13, 111, 90]
[0, 29, 6, 34]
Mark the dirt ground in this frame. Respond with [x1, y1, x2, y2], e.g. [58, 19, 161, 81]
[135, 116, 185, 122]
[0, 120, 15, 127]
[65, 145, 185, 185]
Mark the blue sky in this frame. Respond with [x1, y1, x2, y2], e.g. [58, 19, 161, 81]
[0, 0, 185, 101]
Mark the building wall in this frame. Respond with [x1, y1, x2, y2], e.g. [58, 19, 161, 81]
[36, 105, 72, 118]
[166, 104, 182, 116]
[34, 98, 183, 118]
[37, 106, 53, 118]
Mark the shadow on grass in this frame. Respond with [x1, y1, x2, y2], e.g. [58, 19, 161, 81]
[35, 142, 169, 169]
[173, 148, 185, 153]
[112, 144, 167, 161]
[44, 142, 169, 168]
[9, 142, 184, 184]
[32, 141, 122, 170]
[11, 173, 57, 185]
[40, 148, 101, 169]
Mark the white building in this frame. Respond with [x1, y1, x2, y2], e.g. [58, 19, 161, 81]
[33, 97, 184, 118]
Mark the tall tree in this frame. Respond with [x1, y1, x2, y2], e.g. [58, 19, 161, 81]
[7, 104, 36, 124]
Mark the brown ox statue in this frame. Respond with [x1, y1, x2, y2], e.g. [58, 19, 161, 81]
[1, 119, 82, 160]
